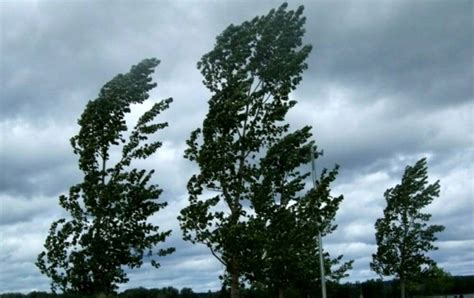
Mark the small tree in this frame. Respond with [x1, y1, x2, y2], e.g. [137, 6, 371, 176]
[371, 157, 445, 298]
[178, 3, 312, 297]
[36, 58, 174, 294]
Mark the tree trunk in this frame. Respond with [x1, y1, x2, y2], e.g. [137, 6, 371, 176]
[278, 287, 284, 298]
[400, 278, 406, 298]
[230, 268, 240, 298]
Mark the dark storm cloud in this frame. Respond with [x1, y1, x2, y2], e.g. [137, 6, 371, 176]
[300, 0, 473, 109]
[0, 0, 214, 122]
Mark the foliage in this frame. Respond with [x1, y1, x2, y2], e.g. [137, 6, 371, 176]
[410, 266, 454, 295]
[36, 58, 174, 294]
[292, 166, 353, 291]
[246, 129, 352, 295]
[179, 288, 196, 298]
[0, 269, 474, 298]
[371, 157, 445, 297]
[4, 275, 473, 298]
[178, 3, 312, 296]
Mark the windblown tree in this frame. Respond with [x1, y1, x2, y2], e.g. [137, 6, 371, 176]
[248, 130, 352, 298]
[36, 58, 175, 294]
[178, 3, 312, 297]
[371, 158, 445, 298]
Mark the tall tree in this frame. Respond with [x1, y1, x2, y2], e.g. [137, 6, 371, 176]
[371, 157, 445, 298]
[248, 131, 352, 297]
[36, 58, 174, 294]
[178, 3, 312, 297]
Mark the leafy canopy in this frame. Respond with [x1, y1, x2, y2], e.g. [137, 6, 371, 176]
[36, 58, 174, 294]
[247, 129, 353, 292]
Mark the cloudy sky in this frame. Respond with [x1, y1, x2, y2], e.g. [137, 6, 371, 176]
[0, 0, 473, 294]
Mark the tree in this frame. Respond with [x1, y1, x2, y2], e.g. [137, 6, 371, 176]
[178, 3, 312, 297]
[371, 157, 445, 298]
[36, 58, 175, 294]
[247, 131, 352, 297]
[179, 288, 196, 298]
[412, 266, 454, 296]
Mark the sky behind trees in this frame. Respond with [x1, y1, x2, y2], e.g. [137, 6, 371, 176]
[0, 0, 473, 293]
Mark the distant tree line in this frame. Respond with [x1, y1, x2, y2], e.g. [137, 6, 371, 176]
[2, 274, 474, 298]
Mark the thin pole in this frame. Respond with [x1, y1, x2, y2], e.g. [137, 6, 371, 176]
[310, 146, 327, 298]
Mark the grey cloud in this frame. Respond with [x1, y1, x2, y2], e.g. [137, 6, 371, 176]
[0, 0, 213, 122]
[301, 0, 473, 110]
[119, 241, 223, 292]
[0, 194, 60, 226]
[287, 96, 473, 175]
[433, 240, 474, 275]
[0, 120, 79, 196]
[0, 217, 57, 293]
